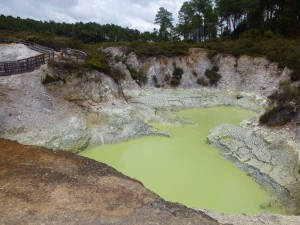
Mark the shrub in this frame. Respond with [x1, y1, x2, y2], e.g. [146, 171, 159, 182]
[172, 67, 183, 79]
[290, 70, 300, 82]
[197, 77, 209, 86]
[206, 50, 218, 60]
[204, 65, 221, 85]
[127, 66, 147, 86]
[259, 105, 296, 126]
[42, 73, 65, 85]
[259, 83, 300, 126]
[84, 45, 110, 74]
[170, 78, 181, 86]
[48, 58, 81, 73]
[46, 58, 85, 84]
[170, 67, 183, 86]
[125, 41, 190, 58]
[109, 67, 126, 82]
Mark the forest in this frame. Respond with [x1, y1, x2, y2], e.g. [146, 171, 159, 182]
[0, 0, 299, 43]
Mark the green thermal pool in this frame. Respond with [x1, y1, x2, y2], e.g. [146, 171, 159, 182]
[79, 106, 285, 215]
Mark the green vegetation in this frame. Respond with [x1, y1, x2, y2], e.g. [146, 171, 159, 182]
[83, 45, 110, 74]
[155, 7, 174, 41]
[259, 82, 300, 126]
[171, 67, 184, 86]
[42, 73, 64, 85]
[205, 65, 221, 86]
[46, 58, 86, 83]
[197, 65, 221, 86]
[198, 36, 300, 78]
[0, 15, 142, 43]
[109, 67, 126, 82]
[48, 58, 82, 73]
[177, 0, 218, 41]
[1, 1, 300, 42]
[125, 41, 190, 58]
[127, 66, 147, 86]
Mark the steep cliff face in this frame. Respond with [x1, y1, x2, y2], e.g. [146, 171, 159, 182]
[0, 47, 293, 151]
[105, 47, 289, 97]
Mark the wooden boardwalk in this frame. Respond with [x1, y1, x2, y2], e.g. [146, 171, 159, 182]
[0, 41, 86, 76]
[0, 54, 45, 76]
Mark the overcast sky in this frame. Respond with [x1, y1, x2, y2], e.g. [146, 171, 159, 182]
[0, 0, 186, 31]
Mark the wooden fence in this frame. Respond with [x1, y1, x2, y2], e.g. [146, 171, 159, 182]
[63, 48, 87, 62]
[0, 38, 12, 44]
[0, 41, 87, 76]
[21, 41, 55, 61]
[0, 54, 45, 76]
[0, 41, 55, 76]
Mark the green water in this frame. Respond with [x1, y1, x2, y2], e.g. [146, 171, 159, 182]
[79, 106, 285, 215]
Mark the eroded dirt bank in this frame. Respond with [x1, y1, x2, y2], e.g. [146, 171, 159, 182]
[0, 138, 221, 225]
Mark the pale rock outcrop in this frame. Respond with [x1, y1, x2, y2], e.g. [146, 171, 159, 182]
[207, 124, 300, 213]
[0, 67, 89, 152]
[112, 47, 289, 97]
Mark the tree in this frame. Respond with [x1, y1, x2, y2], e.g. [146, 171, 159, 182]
[154, 7, 174, 41]
[177, 0, 218, 41]
[216, 0, 259, 35]
[178, 2, 197, 40]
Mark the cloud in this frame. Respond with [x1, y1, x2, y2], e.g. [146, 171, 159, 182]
[0, 0, 186, 31]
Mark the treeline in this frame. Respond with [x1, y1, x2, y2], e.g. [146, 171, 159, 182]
[0, 15, 152, 43]
[1, 0, 300, 43]
[156, 0, 300, 41]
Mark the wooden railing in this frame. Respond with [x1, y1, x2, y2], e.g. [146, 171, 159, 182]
[21, 41, 55, 61]
[0, 41, 87, 76]
[63, 48, 87, 62]
[0, 54, 45, 76]
[0, 38, 12, 44]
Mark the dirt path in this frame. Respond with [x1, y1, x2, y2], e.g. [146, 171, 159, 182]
[0, 138, 220, 225]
